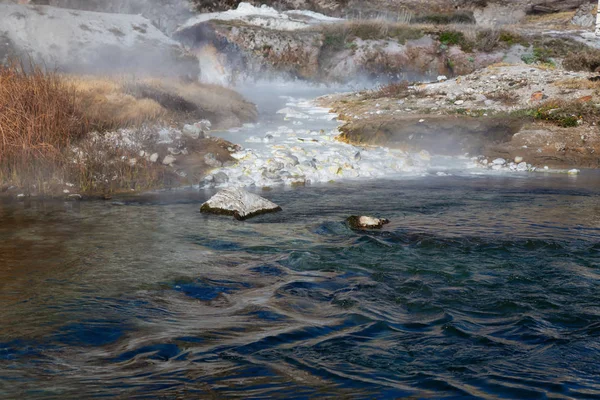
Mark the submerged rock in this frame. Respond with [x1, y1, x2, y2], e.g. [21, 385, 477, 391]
[200, 188, 282, 220]
[347, 216, 390, 230]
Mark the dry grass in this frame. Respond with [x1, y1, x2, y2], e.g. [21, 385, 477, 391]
[0, 62, 88, 187]
[486, 90, 519, 106]
[68, 76, 167, 131]
[364, 81, 410, 99]
[524, 11, 576, 27]
[555, 78, 600, 90]
[563, 48, 600, 72]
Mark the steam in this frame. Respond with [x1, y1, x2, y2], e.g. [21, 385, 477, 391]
[0, 0, 199, 78]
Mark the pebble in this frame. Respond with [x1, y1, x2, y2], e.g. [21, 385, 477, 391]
[514, 156, 523, 163]
[492, 158, 506, 165]
[149, 153, 159, 163]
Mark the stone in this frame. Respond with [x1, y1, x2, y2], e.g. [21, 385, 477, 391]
[514, 156, 524, 163]
[200, 188, 282, 220]
[516, 162, 528, 172]
[437, 75, 448, 82]
[198, 119, 212, 131]
[347, 216, 390, 230]
[204, 153, 223, 168]
[530, 91, 545, 102]
[492, 158, 506, 165]
[183, 124, 204, 140]
[149, 153, 159, 163]
[212, 172, 229, 184]
[454, 100, 465, 105]
[577, 95, 593, 103]
[162, 155, 177, 165]
[572, 4, 595, 28]
[568, 169, 580, 175]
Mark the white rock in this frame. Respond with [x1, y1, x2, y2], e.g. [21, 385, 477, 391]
[347, 215, 390, 229]
[492, 158, 506, 165]
[568, 169, 580, 175]
[454, 100, 465, 105]
[200, 188, 282, 220]
[162, 155, 177, 166]
[150, 153, 159, 163]
[514, 156, 524, 163]
[183, 124, 204, 140]
[437, 75, 448, 82]
[516, 162, 528, 172]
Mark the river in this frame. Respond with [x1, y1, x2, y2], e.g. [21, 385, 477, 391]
[1, 86, 600, 399]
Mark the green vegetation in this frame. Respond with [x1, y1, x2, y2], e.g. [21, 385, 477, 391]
[413, 11, 475, 25]
[528, 101, 590, 128]
[521, 47, 555, 66]
[439, 30, 464, 46]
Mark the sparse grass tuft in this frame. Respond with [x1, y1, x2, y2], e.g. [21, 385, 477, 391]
[365, 81, 410, 99]
[555, 78, 600, 90]
[521, 47, 555, 67]
[486, 90, 519, 106]
[413, 11, 475, 25]
[527, 100, 596, 128]
[319, 21, 424, 52]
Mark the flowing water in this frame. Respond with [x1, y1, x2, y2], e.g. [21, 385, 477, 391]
[1, 87, 600, 399]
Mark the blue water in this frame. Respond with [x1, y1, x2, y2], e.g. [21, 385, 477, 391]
[1, 174, 600, 399]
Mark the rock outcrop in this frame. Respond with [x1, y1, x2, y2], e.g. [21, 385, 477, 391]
[572, 3, 596, 28]
[200, 188, 282, 220]
[0, 4, 199, 78]
[174, 3, 513, 84]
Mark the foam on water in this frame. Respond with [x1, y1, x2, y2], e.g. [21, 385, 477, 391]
[204, 94, 481, 189]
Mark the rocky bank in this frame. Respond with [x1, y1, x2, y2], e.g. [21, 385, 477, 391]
[322, 64, 600, 169]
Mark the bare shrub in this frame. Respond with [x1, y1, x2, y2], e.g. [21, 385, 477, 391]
[563, 49, 600, 72]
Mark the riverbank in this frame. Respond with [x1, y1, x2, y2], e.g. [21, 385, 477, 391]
[0, 64, 257, 199]
[320, 62, 600, 170]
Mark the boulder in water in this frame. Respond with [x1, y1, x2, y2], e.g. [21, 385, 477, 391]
[201, 188, 282, 220]
[347, 216, 390, 230]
